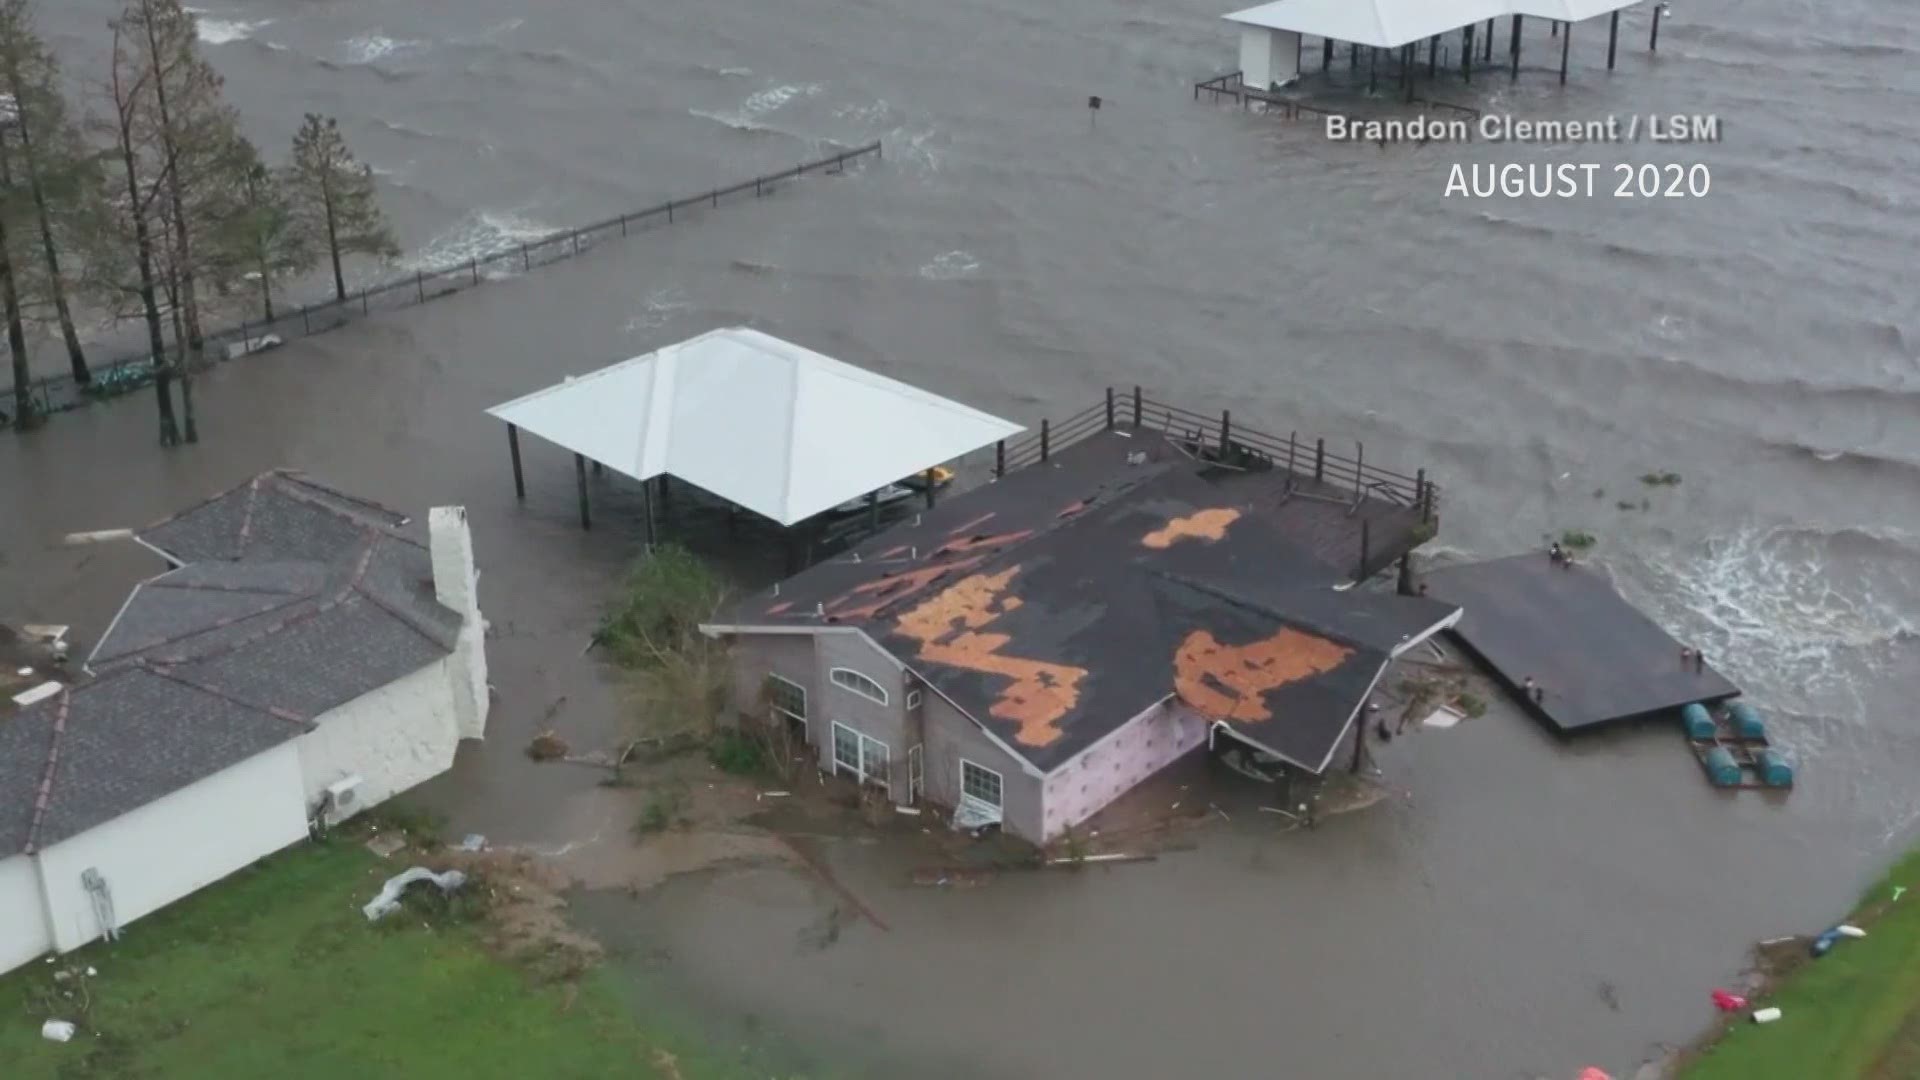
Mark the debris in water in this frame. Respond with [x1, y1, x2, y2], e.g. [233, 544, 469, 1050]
[364, 833, 408, 859]
[1752, 1007, 1782, 1024]
[456, 834, 487, 852]
[526, 730, 569, 761]
[41, 1020, 76, 1043]
[1710, 988, 1748, 1011]
[1836, 924, 1867, 938]
[1894, 885, 1908, 902]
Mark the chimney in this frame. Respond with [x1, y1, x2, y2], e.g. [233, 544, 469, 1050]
[429, 507, 490, 741]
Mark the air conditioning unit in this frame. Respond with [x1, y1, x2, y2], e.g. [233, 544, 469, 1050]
[323, 775, 365, 825]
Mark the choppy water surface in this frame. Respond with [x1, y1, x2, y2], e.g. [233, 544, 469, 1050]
[11, 0, 1920, 1074]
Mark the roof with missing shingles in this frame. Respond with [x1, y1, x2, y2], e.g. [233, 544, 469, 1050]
[0, 472, 456, 855]
[711, 443, 1459, 774]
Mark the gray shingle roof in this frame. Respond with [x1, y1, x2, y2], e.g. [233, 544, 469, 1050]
[2, 472, 459, 854]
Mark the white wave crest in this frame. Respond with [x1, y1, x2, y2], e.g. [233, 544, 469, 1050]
[918, 250, 980, 280]
[624, 288, 693, 334]
[691, 83, 821, 132]
[400, 210, 559, 275]
[195, 16, 270, 45]
[1644, 526, 1919, 716]
[345, 34, 427, 65]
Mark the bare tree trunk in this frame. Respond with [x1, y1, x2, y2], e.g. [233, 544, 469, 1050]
[321, 170, 345, 301]
[168, 280, 193, 442]
[0, 133, 34, 429]
[142, 3, 200, 444]
[117, 142, 177, 446]
[3, 77, 89, 384]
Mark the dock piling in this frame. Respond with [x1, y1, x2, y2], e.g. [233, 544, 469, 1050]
[1650, 3, 1661, 51]
[574, 453, 591, 530]
[1608, 10, 1620, 69]
[1040, 418, 1051, 461]
[995, 439, 1006, 478]
[1462, 23, 1474, 82]
[1484, 18, 1495, 61]
[923, 469, 938, 508]
[1368, 47, 1377, 94]
[508, 424, 525, 499]
[1220, 410, 1232, 454]
[1323, 38, 1334, 71]
[1511, 15, 1523, 78]
[1105, 387, 1116, 429]
[1132, 385, 1143, 426]
[1314, 437, 1326, 482]
[1429, 35, 1439, 77]
[1560, 20, 1571, 83]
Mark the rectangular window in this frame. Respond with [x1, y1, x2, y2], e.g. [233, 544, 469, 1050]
[765, 674, 807, 722]
[831, 721, 890, 790]
[830, 667, 889, 706]
[961, 759, 1004, 810]
[905, 689, 923, 711]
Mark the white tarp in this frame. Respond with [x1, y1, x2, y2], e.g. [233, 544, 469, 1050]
[1224, 0, 1637, 49]
[486, 328, 1023, 526]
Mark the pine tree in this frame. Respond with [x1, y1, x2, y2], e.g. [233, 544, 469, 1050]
[220, 158, 313, 323]
[286, 114, 397, 302]
[0, 0, 92, 385]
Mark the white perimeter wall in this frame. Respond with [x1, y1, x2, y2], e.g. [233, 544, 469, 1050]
[0, 854, 51, 973]
[35, 742, 307, 954]
[298, 659, 459, 818]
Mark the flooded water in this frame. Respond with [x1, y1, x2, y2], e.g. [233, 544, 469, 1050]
[10, 0, 1920, 1074]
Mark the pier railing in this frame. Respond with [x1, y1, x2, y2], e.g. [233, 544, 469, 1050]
[996, 386, 1439, 520]
[1193, 70, 1480, 122]
[3, 141, 883, 426]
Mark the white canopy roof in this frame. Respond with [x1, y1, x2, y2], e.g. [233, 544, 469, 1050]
[1224, 0, 1637, 49]
[485, 327, 1023, 526]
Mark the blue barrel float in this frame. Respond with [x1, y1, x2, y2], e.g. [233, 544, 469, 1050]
[1729, 701, 1767, 741]
[1702, 746, 1742, 787]
[1756, 749, 1795, 788]
[1681, 702, 1716, 740]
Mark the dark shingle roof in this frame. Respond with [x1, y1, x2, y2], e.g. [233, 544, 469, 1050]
[717, 461, 1458, 774]
[1, 472, 458, 854]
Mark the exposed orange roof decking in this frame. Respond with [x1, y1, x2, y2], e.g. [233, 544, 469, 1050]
[1174, 627, 1353, 721]
[1142, 507, 1242, 549]
[893, 566, 1088, 748]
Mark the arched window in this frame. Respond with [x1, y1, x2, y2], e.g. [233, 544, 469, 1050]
[830, 667, 888, 705]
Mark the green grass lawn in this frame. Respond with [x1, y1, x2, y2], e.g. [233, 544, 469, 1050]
[0, 836, 754, 1078]
[1684, 849, 1920, 1080]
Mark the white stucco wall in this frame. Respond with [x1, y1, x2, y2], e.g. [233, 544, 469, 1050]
[35, 742, 308, 953]
[297, 658, 459, 819]
[0, 854, 51, 973]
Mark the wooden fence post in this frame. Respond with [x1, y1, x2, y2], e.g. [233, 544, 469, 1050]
[995, 439, 1006, 478]
[1354, 442, 1365, 497]
[1314, 437, 1325, 482]
[1287, 431, 1298, 475]
[1416, 469, 1428, 521]
[470, 259, 480, 285]
[1040, 418, 1051, 462]
[1132, 385, 1143, 426]
[1105, 387, 1115, 429]
[1220, 410, 1232, 454]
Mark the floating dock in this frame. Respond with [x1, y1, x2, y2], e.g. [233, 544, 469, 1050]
[1423, 553, 1740, 735]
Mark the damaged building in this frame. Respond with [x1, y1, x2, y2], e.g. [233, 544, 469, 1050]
[702, 421, 1459, 844]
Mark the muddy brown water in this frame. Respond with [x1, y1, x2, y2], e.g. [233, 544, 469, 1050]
[1, 199, 1912, 1078]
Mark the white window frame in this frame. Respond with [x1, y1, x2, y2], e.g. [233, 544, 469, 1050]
[960, 758, 1004, 811]
[765, 673, 807, 723]
[830, 667, 889, 706]
[905, 689, 923, 711]
[831, 721, 890, 790]
[907, 745, 924, 804]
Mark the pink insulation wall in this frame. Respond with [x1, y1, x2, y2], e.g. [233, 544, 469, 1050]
[1040, 699, 1210, 840]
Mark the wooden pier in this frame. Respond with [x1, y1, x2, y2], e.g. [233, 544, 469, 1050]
[1422, 553, 1740, 735]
